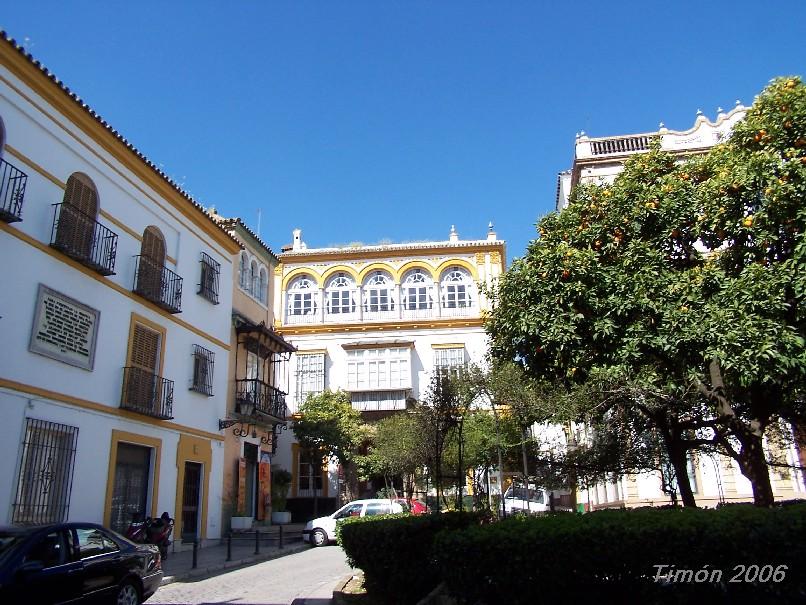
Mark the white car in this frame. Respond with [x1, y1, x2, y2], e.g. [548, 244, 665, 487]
[302, 499, 405, 546]
[503, 484, 550, 514]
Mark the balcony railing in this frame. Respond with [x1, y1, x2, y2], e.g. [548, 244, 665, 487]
[0, 157, 28, 223]
[50, 203, 118, 276]
[121, 366, 174, 419]
[440, 302, 475, 318]
[590, 135, 652, 156]
[285, 312, 320, 325]
[235, 379, 288, 424]
[133, 255, 183, 313]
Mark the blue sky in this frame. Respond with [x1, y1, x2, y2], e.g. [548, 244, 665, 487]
[3, 1, 806, 260]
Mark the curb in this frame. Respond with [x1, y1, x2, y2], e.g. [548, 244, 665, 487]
[160, 543, 310, 585]
[332, 573, 362, 605]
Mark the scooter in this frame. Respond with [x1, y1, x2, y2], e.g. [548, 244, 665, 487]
[125, 512, 174, 559]
[147, 512, 174, 560]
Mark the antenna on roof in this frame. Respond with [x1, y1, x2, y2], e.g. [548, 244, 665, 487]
[257, 208, 262, 240]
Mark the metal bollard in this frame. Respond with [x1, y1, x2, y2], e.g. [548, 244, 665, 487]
[192, 540, 198, 569]
[254, 529, 260, 555]
[226, 532, 232, 562]
[278, 524, 284, 549]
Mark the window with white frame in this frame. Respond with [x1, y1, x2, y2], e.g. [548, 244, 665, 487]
[363, 272, 395, 312]
[239, 252, 250, 291]
[258, 267, 268, 304]
[298, 448, 323, 495]
[346, 347, 411, 390]
[433, 346, 465, 369]
[250, 260, 259, 297]
[326, 273, 355, 314]
[351, 390, 408, 411]
[295, 352, 325, 403]
[287, 275, 317, 316]
[441, 267, 473, 308]
[401, 269, 433, 310]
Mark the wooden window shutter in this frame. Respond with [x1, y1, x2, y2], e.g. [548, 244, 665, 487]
[142, 227, 166, 264]
[57, 174, 98, 256]
[130, 323, 160, 373]
[63, 174, 98, 217]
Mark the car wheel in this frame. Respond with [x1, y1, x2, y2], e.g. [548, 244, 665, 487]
[311, 528, 328, 547]
[115, 580, 140, 605]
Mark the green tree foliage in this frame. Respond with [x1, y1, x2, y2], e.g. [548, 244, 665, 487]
[292, 389, 367, 501]
[486, 77, 806, 506]
[364, 412, 429, 499]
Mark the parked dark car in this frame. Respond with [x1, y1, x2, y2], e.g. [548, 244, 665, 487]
[0, 522, 162, 604]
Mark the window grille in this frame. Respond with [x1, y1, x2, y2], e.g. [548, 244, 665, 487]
[434, 347, 466, 379]
[12, 418, 79, 525]
[295, 353, 325, 403]
[197, 252, 220, 304]
[190, 344, 215, 396]
[298, 449, 324, 496]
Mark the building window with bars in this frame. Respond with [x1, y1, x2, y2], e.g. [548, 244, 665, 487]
[13, 418, 79, 524]
[190, 345, 215, 396]
[298, 448, 324, 496]
[295, 353, 325, 404]
[434, 346, 466, 378]
[197, 252, 220, 304]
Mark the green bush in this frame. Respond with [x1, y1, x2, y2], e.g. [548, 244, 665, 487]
[338, 511, 488, 604]
[433, 505, 806, 604]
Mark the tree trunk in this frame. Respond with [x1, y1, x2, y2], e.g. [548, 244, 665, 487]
[736, 431, 775, 507]
[667, 441, 697, 508]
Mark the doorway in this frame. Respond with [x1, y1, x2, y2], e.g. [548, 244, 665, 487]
[244, 443, 258, 518]
[181, 462, 202, 541]
[110, 443, 152, 534]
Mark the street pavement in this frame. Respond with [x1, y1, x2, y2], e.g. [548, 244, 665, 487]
[146, 545, 353, 605]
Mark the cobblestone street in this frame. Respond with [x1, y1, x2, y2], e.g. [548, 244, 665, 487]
[146, 546, 352, 605]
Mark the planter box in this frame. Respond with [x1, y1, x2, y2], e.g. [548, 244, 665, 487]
[272, 511, 292, 525]
[231, 516, 253, 530]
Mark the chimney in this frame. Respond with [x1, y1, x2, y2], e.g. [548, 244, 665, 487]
[292, 228, 306, 251]
[449, 225, 459, 243]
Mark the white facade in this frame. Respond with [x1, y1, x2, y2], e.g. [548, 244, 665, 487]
[0, 35, 241, 543]
[556, 103, 747, 210]
[271, 226, 505, 506]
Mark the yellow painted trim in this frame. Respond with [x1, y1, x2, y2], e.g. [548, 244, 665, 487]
[280, 242, 507, 265]
[0, 62, 240, 256]
[174, 435, 212, 541]
[0, 377, 225, 442]
[126, 312, 168, 377]
[431, 343, 466, 349]
[434, 258, 479, 281]
[278, 317, 485, 336]
[4, 144, 66, 189]
[396, 260, 438, 282]
[104, 430, 162, 527]
[281, 267, 323, 289]
[0, 221, 230, 350]
[357, 262, 397, 284]
[320, 264, 361, 285]
[295, 349, 328, 356]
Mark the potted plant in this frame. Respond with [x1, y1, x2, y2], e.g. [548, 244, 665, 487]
[271, 468, 293, 524]
[230, 508, 253, 530]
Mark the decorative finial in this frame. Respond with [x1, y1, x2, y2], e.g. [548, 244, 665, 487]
[579, 130, 586, 137]
[488, 221, 494, 232]
[717, 106, 724, 113]
[735, 99, 742, 106]
[449, 225, 459, 242]
[659, 122, 665, 129]
[696, 109, 703, 116]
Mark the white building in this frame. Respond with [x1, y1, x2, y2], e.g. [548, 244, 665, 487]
[0, 34, 241, 544]
[556, 103, 747, 210]
[271, 226, 505, 517]
[553, 103, 806, 509]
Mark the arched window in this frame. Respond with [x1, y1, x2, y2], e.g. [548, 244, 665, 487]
[288, 275, 317, 316]
[259, 267, 268, 304]
[136, 226, 166, 299]
[363, 271, 395, 313]
[326, 273, 356, 315]
[0, 116, 5, 156]
[440, 267, 473, 309]
[250, 260, 259, 297]
[56, 173, 99, 257]
[239, 252, 250, 291]
[401, 269, 433, 310]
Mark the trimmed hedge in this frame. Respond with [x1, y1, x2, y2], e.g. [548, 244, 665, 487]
[338, 511, 488, 604]
[433, 505, 806, 604]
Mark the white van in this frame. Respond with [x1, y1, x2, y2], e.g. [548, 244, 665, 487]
[302, 498, 405, 546]
[502, 484, 550, 514]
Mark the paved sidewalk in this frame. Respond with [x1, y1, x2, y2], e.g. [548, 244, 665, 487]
[160, 524, 309, 585]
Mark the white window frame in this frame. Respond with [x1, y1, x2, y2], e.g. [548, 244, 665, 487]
[441, 267, 473, 309]
[326, 274, 356, 315]
[363, 272, 395, 313]
[402, 269, 433, 310]
[288, 276, 317, 316]
[295, 352, 325, 404]
[346, 347, 411, 390]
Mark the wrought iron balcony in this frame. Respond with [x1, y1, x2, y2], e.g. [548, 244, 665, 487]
[133, 255, 183, 313]
[235, 379, 288, 425]
[0, 157, 28, 223]
[50, 203, 118, 275]
[121, 366, 174, 419]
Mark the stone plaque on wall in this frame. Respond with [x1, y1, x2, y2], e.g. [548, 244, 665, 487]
[29, 284, 100, 371]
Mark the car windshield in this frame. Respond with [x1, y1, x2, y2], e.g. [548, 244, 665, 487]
[0, 532, 24, 558]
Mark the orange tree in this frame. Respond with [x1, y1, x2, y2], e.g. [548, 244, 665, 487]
[486, 77, 806, 506]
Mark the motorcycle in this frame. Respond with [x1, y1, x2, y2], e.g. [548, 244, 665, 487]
[125, 512, 174, 560]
